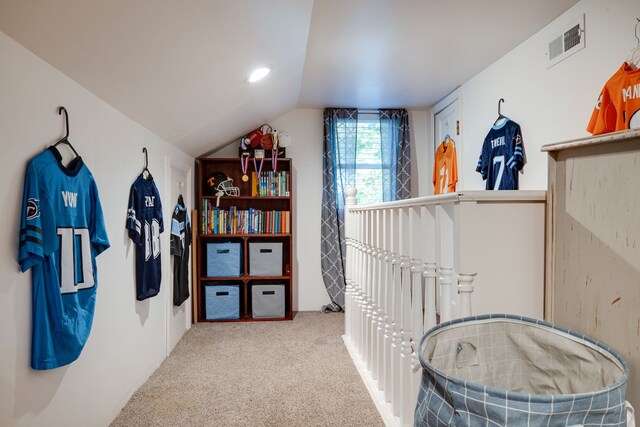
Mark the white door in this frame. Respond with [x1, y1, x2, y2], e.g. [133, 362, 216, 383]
[165, 156, 192, 355]
[433, 92, 462, 191]
[432, 90, 462, 316]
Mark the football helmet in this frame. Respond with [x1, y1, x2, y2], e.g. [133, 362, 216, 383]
[206, 172, 239, 197]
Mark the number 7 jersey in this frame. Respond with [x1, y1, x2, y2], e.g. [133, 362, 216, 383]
[126, 175, 164, 301]
[476, 119, 526, 190]
[18, 147, 110, 370]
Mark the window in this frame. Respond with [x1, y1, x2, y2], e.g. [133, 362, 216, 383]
[335, 114, 392, 205]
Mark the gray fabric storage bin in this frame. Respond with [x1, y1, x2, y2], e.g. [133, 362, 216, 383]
[249, 242, 282, 276]
[204, 284, 240, 320]
[252, 284, 285, 318]
[206, 242, 242, 277]
[415, 314, 631, 427]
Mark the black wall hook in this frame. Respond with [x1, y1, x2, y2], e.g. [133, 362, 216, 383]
[142, 147, 153, 180]
[54, 106, 79, 157]
[498, 98, 505, 117]
[58, 106, 70, 140]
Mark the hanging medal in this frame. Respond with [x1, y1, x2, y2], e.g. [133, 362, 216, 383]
[253, 151, 264, 186]
[240, 152, 250, 182]
[271, 149, 278, 173]
[271, 130, 279, 173]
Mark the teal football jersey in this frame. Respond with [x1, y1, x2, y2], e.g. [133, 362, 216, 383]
[18, 147, 110, 370]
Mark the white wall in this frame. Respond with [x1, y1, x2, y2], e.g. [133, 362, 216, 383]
[270, 109, 329, 311]
[409, 110, 431, 197]
[0, 31, 194, 427]
[424, 0, 639, 191]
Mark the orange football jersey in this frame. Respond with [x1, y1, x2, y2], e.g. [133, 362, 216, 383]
[433, 139, 458, 195]
[587, 62, 640, 135]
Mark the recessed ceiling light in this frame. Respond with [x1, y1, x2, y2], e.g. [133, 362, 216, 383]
[247, 67, 270, 83]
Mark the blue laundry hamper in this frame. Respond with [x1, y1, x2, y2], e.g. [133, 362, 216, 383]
[415, 314, 634, 426]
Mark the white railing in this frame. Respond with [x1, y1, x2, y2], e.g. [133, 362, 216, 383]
[342, 188, 547, 426]
[343, 188, 477, 427]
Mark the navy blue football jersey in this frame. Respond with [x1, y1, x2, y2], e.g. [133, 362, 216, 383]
[18, 147, 110, 370]
[126, 175, 164, 300]
[476, 119, 526, 190]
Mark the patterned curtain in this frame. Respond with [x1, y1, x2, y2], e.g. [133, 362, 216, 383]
[379, 109, 411, 199]
[320, 108, 357, 312]
[320, 108, 411, 312]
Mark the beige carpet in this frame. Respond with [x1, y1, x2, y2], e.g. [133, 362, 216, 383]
[110, 312, 383, 427]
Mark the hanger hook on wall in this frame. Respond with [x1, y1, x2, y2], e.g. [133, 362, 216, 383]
[141, 147, 153, 180]
[635, 17, 640, 46]
[498, 98, 505, 116]
[58, 106, 69, 140]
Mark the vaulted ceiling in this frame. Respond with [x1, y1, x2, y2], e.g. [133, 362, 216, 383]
[0, 0, 578, 156]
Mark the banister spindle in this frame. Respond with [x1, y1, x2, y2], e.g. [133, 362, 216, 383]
[383, 209, 394, 403]
[344, 187, 357, 343]
[390, 208, 403, 416]
[369, 210, 378, 381]
[457, 273, 476, 318]
[439, 267, 454, 322]
[423, 263, 437, 331]
[375, 209, 385, 388]
[398, 207, 412, 424]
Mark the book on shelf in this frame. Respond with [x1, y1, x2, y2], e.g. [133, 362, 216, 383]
[251, 171, 290, 197]
[200, 203, 290, 235]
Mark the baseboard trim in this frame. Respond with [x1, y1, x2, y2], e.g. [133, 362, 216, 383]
[342, 335, 400, 427]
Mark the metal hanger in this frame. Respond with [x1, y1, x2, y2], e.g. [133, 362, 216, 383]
[142, 147, 153, 181]
[494, 98, 506, 125]
[53, 106, 80, 157]
[626, 18, 640, 68]
[178, 181, 184, 206]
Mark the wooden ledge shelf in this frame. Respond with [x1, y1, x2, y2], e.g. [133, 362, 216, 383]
[541, 128, 640, 152]
[199, 311, 295, 323]
[200, 233, 291, 238]
[201, 196, 291, 200]
[200, 275, 291, 281]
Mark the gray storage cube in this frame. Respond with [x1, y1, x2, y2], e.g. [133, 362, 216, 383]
[204, 284, 240, 320]
[252, 284, 285, 319]
[206, 242, 242, 277]
[249, 242, 283, 276]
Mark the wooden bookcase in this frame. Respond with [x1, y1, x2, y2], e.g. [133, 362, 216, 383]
[195, 157, 293, 322]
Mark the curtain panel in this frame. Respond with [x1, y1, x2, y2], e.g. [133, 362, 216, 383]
[379, 109, 411, 200]
[320, 108, 357, 312]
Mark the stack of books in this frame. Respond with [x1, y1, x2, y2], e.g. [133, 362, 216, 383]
[201, 203, 290, 235]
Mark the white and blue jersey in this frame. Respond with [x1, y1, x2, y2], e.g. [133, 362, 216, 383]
[476, 119, 526, 190]
[126, 175, 163, 301]
[18, 147, 110, 370]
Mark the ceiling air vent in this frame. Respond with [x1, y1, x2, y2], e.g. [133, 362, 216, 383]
[547, 14, 585, 69]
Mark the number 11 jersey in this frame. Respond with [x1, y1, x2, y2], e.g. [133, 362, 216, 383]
[126, 175, 163, 300]
[18, 147, 110, 369]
